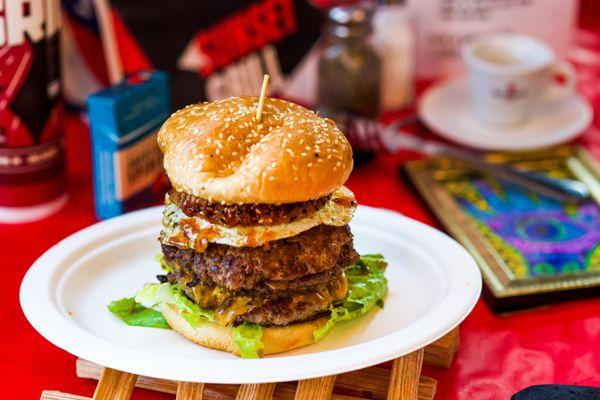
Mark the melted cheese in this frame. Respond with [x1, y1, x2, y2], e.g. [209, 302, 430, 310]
[178, 268, 349, 326]
[161, 186, 356, 249]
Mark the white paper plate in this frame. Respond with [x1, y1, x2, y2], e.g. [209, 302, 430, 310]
[20, 205, 481, 384]
[418, 77, 593, 151]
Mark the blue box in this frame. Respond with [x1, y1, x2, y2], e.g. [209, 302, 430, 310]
[87, 71, 171, 220]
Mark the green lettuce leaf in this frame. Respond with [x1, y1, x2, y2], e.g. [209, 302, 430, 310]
[135, 282, 215, 327]
[232, 323, 264, 359]
[107, 297, 170, 329]
[357, 253, 388, 271]
[313, 254, 388, 341]
[155, 253, 173, 273]
[109, 254, 388, 358]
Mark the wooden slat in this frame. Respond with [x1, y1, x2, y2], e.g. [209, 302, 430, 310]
[294, 375, 337, 400]
[77, 358, 178, 394]
[75, 359, 436, 400]
[387, 349, 424, 400]
[335, 366, 435, 400]
[423, 328, 460, 368]
[41, 391, 90, 400]
[417, 377, 436, 400]
[177, 381, 205, 400]
[236, 383, 277, 400]
[92, 368, 137, 400]
[274, 384, 365, 400]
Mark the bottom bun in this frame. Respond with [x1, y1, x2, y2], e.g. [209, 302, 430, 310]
[162, 304, 328, 356]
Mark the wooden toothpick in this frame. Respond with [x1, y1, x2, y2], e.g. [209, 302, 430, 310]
[255, 74, 270, 122]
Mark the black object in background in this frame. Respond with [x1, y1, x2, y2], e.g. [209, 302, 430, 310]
[109, 0, 321, 109]
[512, 385, 600, 400]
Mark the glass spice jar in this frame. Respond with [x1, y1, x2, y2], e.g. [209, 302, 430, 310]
[318, 2, 382, 119]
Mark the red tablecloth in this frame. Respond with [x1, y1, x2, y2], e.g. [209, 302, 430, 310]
[3, 33, 600, 400]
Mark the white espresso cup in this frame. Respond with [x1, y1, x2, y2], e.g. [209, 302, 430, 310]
[462, 33, 576, 125]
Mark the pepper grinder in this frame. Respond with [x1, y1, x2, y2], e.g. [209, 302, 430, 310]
[318, 2, 382, 119]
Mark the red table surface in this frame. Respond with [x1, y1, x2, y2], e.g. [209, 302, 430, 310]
[4, 117, 600, 400]
[4, 32, 600, 400]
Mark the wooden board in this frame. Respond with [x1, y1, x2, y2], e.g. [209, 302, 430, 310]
[41, 327, 460, 400]
[387, 349, 424, 400]
[294, 376, 337, 400]
[236, 383, 277, 400]
[177, 382, 205, 400]
[92, 368, 137, 400]
[423, 328, 460, 368]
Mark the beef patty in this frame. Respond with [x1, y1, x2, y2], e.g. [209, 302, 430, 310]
[161, 224, 359, 291]
[169, 190, 330, 227]
[165, 265, 348, 326]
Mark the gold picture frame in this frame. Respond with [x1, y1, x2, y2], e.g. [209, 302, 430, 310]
[404, 146, 600, 310]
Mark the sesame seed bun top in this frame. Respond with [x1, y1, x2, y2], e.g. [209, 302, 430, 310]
[157, 96, 353, 204]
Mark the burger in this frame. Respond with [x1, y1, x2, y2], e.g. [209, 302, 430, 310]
[109, 96, 388, 358]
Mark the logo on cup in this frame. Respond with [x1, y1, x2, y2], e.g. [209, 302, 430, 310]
[492, 82, 527, 101]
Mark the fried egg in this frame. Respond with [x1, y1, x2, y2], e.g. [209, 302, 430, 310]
[161, 186, 356, 250]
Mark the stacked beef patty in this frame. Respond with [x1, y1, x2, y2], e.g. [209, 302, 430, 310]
[161, 192, 359, 326]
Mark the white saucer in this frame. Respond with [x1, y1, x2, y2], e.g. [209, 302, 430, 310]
[418, 77, 593, 151]
[20, 205, 481, 384]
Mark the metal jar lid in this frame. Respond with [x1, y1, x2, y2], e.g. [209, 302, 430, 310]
[326, 1, 375, 37]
